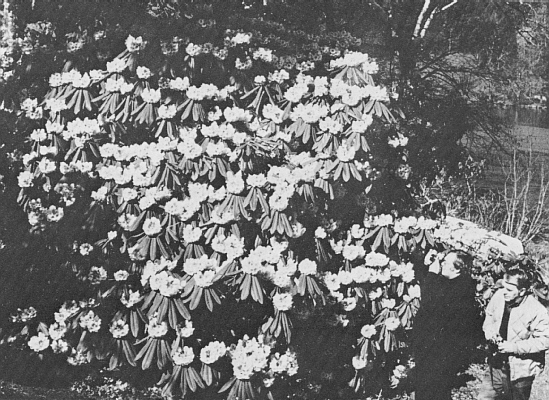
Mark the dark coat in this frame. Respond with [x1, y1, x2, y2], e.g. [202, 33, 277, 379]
[412, 272, 479, 370]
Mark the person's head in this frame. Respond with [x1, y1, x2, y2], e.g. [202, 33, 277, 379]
[440, 250, 471, 279]
[502, 267, 532, 303]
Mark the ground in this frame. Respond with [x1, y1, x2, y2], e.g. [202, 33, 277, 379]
[1, 358, 549, 400]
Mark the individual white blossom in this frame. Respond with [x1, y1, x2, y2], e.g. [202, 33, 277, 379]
[71, 72, 91, 88]
[79, 243, 93, 256]
[200, 341, 227, 364]
[350, 266, 372, 284]
[51, 339, 69, 354]
[106, 58, 126, 73]
[147, 315, 168, 337]
[336, 144, 356, 162]
[121, 290, 141, 308]
[330, 51, 378, 72]
[79, 310, 101, 332]
[253, 47, 273, 63]
[136, 66, 151, 79]
[194, 270, 216, 288]
[158, 104, 177, 119]
[150, 271, 185, 297]
[342, 296, 357, 311]
[352, 355, 367, 370]
[169, 77, 190, 91]
[269, 350, 298, 376]
[182, 225, 202, 243]
[290, 103, 328, 124]
[46, 206, 64, 222]
[315, 227, 327, 239]
[272, 293, 293, 311]
[45, 98, 68, 113]
[114, 270, 129, 281]
[179, 320, 194, 338]
[18, 171, 34, 188]
[369, 287, 383, 300]
[342, 245, 366, 261]
[365, 252, 390, 267]
[142, 217, 162, 236]
[141, 88, 161, 103]
[268, 69, 289, 83]
[298, 259, 317, 276]
[385, 316, 400, 331]
[28, 332, 50, 352]
[361, 324, 376, 339]
[48, 323, 67, 341]
[110, 320, 129, 338]
[125, 35, 145, 52]
[407, 285, 421, 300]
[172, 346, 195, 366]
[381, 298, 396, 309]
[226, 170, 245, 195]
[338, 270, 353, 286]
[224, 106, 252, 123]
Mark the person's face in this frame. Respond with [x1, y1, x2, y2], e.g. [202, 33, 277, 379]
[440, 252, 458, 278]
[502, 275, 526, 302]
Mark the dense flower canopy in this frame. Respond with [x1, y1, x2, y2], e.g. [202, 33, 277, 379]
[4, 10, 529, 397]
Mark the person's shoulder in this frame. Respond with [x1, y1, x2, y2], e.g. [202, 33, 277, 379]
[524, 295, 549, 315]
[456, 273, 476, 290]
[488, 288, 505, 303]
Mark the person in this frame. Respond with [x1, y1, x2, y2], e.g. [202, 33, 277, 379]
[480, 266, 549, 400]
[412, 250, 480, 400]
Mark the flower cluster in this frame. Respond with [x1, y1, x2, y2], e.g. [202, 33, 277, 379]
[79, 310, 102, 332]
[54, 301, 80, 324]
[10, 306, 37, 323]
[141, 258, 185, 296]
[182, 255, 219, 288]
[272, 293, 293, 311]
[120, 290, 141, 308]
[329, 51, 379, 73]
[110, 320, 130, 338]
[28, 332, 50, 352]
[433, 216, 523, 259]
[268, 350, 298, 376]
[229, 335, 272, 380]
[147, 314, 168, 338]
[200, 341, 227, 364]
[172, 346, 194, 366]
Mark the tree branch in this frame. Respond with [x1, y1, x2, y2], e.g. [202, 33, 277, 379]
[440, 0, 459, 12]
[369, 0, 390, 19]
[419, 0, 461, 39]
[419, 6, 439, 38]
[413, 0, 431, 39]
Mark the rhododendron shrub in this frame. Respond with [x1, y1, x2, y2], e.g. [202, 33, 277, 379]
[9, 28, 458, 399]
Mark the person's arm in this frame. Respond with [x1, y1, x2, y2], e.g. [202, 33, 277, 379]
[483, 293, 498, 341]
[508, 306, 549, 355]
